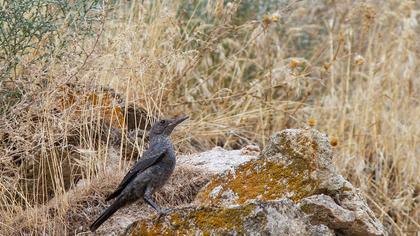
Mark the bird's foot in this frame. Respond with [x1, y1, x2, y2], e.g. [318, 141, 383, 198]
[157, 208, 173, 220]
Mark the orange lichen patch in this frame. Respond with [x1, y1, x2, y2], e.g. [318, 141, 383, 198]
[197, 130, 321, 205]
[198, 159, 319, 205]
[129, 221, 169, 236]
[57, 86, 78, 111]
[88, 92, 125, 129]
[128, 205, 256, 235]
[55, 84, 126, 129]
[190, 206, 253, 233]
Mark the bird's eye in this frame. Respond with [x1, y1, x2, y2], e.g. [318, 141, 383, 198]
[160, 120, 165, 124]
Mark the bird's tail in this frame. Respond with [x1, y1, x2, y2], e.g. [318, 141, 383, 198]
[90, 198, 125, 232]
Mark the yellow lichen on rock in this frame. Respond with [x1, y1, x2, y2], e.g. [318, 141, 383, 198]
[127, 205, 256, 235]
[197, 129, 325, 205]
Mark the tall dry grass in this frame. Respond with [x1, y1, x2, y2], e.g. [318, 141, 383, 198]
[0, 0, 419, 235]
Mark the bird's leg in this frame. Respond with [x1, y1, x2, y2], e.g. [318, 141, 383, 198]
[144, 193, 161, 213]
[144, 187, 167, 216]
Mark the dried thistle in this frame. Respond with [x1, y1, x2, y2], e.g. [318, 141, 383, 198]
[329, 136, 338, 147]
[290, 58, 300, 69]
[307, 117, 317, 127]
[355, 54, 365, 65]
[262, 14, 279, 30]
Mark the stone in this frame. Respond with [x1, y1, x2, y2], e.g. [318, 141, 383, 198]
[196, 129, 331, 205]
[178, 146, 258, 174]
[126, 199, 334, 236]
[299, 194, 385, 236]
[124, 128, 386, 236]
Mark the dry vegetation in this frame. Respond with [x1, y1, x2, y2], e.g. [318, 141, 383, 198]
[0, 0, 419, 235]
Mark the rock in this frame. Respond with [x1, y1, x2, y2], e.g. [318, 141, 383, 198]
[178, 146, 258, 174]
[299, 194, 385, 236]
[299, 194, 356, 228]
[125, 128, 386, 236]
[126, 199, 334, 236]
[196, 129, 330, 205]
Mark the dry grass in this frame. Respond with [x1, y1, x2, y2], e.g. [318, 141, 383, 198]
[1, 145, 210, 235]
[0, 0, 419, 235]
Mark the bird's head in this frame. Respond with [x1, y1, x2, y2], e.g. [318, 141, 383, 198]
[149, 115, 189, 137]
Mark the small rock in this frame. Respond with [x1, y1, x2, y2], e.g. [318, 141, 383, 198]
[300, 194, 385, 236]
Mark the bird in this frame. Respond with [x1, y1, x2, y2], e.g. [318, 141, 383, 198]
[89, 115, 189, 232]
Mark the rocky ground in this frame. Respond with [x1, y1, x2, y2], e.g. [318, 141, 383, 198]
[98, 128, 385, 235]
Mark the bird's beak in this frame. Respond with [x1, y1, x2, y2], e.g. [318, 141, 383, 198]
[170, 115, 189, 127]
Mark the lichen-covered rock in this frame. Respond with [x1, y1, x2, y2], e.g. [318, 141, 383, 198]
[196, 129, 332, 205]
[125, 199, 334, 236]
[125, 128, 386, 236]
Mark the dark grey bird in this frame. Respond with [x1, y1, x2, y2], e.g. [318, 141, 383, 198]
[90, 115, 189, 232]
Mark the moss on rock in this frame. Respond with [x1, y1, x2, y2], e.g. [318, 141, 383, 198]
[127, 205, 257, 235]
[125, 200, 335, 236]
[197, 129, 326, 205]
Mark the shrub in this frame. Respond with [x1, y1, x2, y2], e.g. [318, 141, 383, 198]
[0, 0, 101, 110]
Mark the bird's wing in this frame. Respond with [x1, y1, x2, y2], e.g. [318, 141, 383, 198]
[105, 143, 168, 201]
